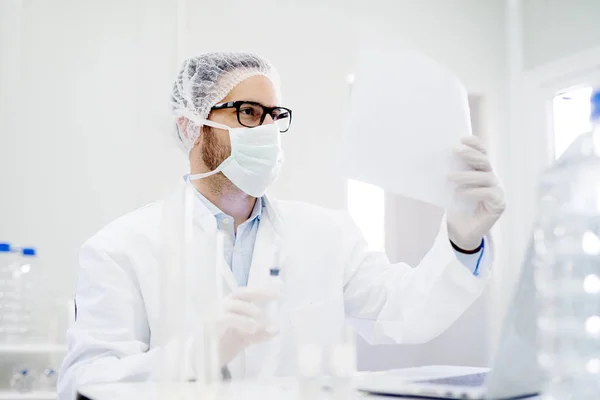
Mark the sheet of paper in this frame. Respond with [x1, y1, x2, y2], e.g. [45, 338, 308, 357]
[342, 43, 472, 209]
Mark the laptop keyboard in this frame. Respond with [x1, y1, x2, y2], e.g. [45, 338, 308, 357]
[417, 372, 488, 387]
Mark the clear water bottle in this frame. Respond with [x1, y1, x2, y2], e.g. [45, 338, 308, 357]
[0, 242, 14, 341]
[534, 89, 600, 399]
[19, 247, 46, 342]
[7, 248, 36, 343]
[0, 243, 31, 343]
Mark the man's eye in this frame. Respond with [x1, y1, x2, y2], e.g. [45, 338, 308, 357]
[240, 108, 256, 116]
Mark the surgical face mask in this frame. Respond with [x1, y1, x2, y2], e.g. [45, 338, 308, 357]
[188, 119, 284, 197]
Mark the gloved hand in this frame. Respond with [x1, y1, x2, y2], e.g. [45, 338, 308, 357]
[218, 287, 280, 367]
[447, 136, 506, 251]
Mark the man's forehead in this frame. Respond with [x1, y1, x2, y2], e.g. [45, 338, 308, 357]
[222, 75, 280, 106]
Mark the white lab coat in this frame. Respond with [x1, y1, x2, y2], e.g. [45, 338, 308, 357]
[58, 182, 491, 399]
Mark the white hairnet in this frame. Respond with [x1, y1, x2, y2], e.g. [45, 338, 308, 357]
[170, 52, 281, 150]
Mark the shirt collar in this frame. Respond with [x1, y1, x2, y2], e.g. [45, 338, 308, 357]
[192, 185, 263, 223]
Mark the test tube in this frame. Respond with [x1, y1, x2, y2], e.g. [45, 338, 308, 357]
[264, 268, 282, 332]
[193, 231, 224, 397]
[329, 324, 357, 399]
[158, 183, 190, 385]
[296, 340, 324, 400]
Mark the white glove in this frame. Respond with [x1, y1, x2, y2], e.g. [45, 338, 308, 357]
[447, 136, 506, 251]
[218, 287, 280, 367]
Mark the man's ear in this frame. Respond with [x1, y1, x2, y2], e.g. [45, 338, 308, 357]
[176, 117, 201, 149]
[176, 117, 188, 139]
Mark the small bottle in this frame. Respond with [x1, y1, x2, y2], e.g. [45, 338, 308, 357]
[263, 268, 282, 332]
[38, 368, 58, 390]
[10, 369, 34, 392]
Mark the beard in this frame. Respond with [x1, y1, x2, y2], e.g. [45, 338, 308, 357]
[200, 126, 237, 195]
[201, 126, 230, 170]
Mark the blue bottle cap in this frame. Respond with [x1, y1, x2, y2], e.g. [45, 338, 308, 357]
[269, 268, 280, 277]
[592, 89, 600, 121]
[0, 243, 11, 252]
[21, 248, 36, 256]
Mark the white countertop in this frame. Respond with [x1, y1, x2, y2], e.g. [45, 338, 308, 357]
[77, 365, 495, 400]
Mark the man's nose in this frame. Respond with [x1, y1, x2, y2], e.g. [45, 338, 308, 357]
[263, 114, 275, 125]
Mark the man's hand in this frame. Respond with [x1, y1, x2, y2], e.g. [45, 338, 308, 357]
[447, 136, 506, 251]
[217, 287, 280, 367]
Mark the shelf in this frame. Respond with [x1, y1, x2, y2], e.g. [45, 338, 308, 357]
[0, 344, 67, 354]
[0, 391, 56, 400]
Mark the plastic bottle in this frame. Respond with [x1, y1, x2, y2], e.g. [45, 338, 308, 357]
[38, 368, 58, 391]
[534, 89, 600, 399]
[13, 248, 37, 343]
[0, 244, 33, 343]
[0, 242, 14, 342]
[263, 268, 282, 332]
[20, 247, 49, 343]
[256, 268, 283, 377]
[10, 369, 34, 392]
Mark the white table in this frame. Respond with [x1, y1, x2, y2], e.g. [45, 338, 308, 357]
[77, 365, 539, 400]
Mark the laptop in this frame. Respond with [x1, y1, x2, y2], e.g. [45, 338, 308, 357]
[357, 243, 546, 399]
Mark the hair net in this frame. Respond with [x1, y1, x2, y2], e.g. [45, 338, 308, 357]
[171, 52, 281, 151]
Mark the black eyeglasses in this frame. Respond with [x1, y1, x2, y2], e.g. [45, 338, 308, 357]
[211, 101, 293, 133]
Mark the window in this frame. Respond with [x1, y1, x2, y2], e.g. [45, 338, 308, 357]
[552, 86, 593, 159]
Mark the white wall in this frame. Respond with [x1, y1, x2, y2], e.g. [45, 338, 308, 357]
[0, 0, 509, 368]
[522, 0, 600, 70]
[0, 0, 188, 301]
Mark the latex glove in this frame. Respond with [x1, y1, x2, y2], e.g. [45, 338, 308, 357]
[447, 136, 506, 251]
[218, 287, 280, 367]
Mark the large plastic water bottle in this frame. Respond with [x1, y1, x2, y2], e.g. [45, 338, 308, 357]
[22, 247, 56, 343]
[5, 247, 35, 343]
[0, 242, 16, 342]
[534, 89, 600, 399]
[19, 248, 39, 341]
[0, 242, 30, 343]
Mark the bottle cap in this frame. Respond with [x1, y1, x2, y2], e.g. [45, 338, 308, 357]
[592, 89, 600, 121]
[269, 268, 280, 277]
[0, 243, 11, 252]
[21, 248, 36, 256]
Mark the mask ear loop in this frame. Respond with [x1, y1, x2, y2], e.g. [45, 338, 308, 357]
[188, 157, 234, 181]
[199, 119, 232, 131]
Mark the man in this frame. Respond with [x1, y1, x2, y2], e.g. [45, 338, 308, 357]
[58, 52, 505, 399]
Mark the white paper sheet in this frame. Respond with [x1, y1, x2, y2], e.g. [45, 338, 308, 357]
[342, 43, 472, 209]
